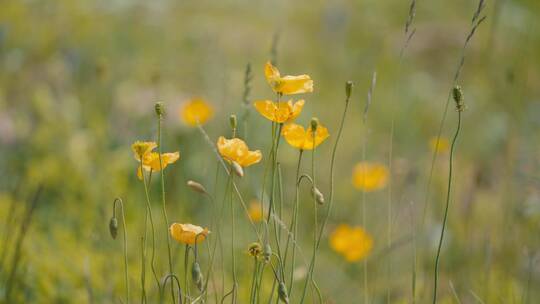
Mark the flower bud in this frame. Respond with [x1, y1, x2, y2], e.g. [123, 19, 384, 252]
[155, 102, 165, 116]
[278, 281, 290, 304]
[109, 217, 118, 239]
[345, 81, 353, 100]
[310, 117, 319, 132]
[229, 114, 237, 130]
[231, 161, 244, 178]
[191, 261, 204, 291]
[312, 187, 325, 205]
[187, 180, 207, 195]
[263, 243, 272, 263]
[452, 85, 465, 112]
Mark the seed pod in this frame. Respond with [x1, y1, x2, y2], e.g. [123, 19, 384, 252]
[345, 81, 353, 99]
[229, 114, 237, 130]
[231, 161, 244, 178]
[187, 180, 207, 195]
[312, 187, 325, 205]
[109, 217, 118, 239]
[263, 243, 272, 263]
[310, 117, 319, 132]
[155, 102, 165, 116]
[278, 281, 290, 304]
[191, 261, 204, 291]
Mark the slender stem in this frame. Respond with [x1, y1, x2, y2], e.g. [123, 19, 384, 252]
[432, 111, 462, 304]
[156, 114, 176, 303]
[230, 170, 238, 303]
[362, 116, 369, 304]
[113, 198, 130, 304]
[141, 165, 161, 294]
[184, 245, 190, 302]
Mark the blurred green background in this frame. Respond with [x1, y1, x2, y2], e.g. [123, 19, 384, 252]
[1, 0, 539, 303]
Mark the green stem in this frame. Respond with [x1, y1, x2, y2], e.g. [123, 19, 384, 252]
[113, 198, 130, 304]
[141, 165, 161, 295]
[432, 111, 462, 304]
[156, 114, 176, 303]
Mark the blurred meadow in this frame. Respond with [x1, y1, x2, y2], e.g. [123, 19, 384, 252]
[1, 0, 540, 303]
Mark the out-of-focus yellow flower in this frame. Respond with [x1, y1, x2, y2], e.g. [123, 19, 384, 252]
[330, 224, 373, 262]
[170, 223, 209, 245]
[429, 136, 450, 154]
[264, 61, 313, 95]
[253, 99, 304, 123]
[217, 137, 262, 167]
[281, 122, 329, 150]
[132, 141, 157, 160]
[180, 98, 214, 126]
[352, 162, 389, 192]
[248, 200, 264, 222]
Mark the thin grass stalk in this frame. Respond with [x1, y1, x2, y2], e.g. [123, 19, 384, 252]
[432, 111, 462, 304]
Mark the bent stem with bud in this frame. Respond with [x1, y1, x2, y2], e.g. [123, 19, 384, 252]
[110, 198, 130, 304]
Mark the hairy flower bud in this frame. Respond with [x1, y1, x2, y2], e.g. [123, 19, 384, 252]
[345, 81, 353, 100]
[187, 180, 207, 195]
[155, 102, 165, 116]
[248, 242, 263, 258]
[278, 281, 290, 304]
[263, 243, 272, 263]
[452, 85, 465, 112]
[229, 114, 237, 130]
[310, 117, 319, 132]
[231, 161, 244, 178]
[312, 187, 325, 205]
[109, 217, 118, 239]
[191, 261, 204, 291]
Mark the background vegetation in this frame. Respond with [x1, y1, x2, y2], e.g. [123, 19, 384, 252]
[0, 0, 539, 303]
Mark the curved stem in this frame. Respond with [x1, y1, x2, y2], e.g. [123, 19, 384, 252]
[113, 198, 130, 304]
[432, 111, 462, 304]
[141, 164, 161, 295]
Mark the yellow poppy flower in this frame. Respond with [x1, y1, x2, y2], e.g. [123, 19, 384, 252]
[264, 61, 313, 95]
[169, 223, 209, 245]
[429, 136, 450, 154]
[136, 151, 180, 180]
[253, 99, 305, 123]
[180, 97, 214, 126]
[248, 200, 264, 222]
[132, 141, 157, 160]
[329, 224, 373, 262]
[217, 136, 262, 168]
[281, 123, 329, 150]
[352, 162, 389, 192]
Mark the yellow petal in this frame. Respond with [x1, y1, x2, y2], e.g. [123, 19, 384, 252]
[240, 150, 262, 167]
[170, 223, 209, 245]
[329, 224, 352, 253]
[289, 99, 305, 121]
[248, 201, 264, 222]
[181, 98, 214, 127]
[275, 75, 313, 95]
[145, 152, 180, 171]
[264, 61, 280, 85]
[282, 123, 308, 150]
[132, 141, 157, 160]
[304, 125, 329, 150]
[254, 100, 278, 122]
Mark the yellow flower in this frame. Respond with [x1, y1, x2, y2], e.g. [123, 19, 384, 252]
[265, 61, 313, 95]
[217, 136, 262, 167]
[253, 99, 304, 123]
[429, 136, 450, 154]
[134, 145, 180, 180]
[180, 97, 214, 126]
[352, 162, 389, 192]
[169, 223, 209, 245]
[248, 200, 264, 222]
[132, 141, 157, 160]
[281, 122, 329, 150]
[329, 224, 373, 262]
